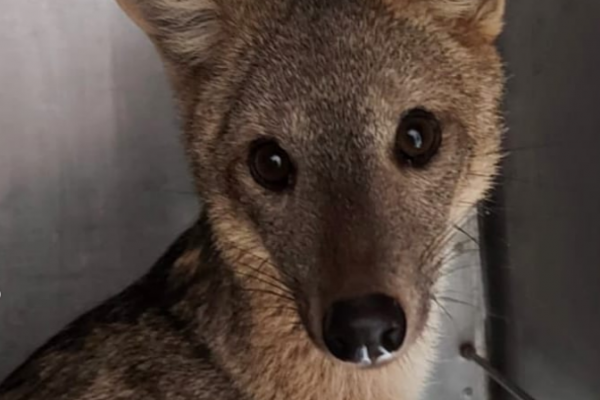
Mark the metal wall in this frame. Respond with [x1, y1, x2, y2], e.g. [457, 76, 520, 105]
[483, 1, 600, 399]
[0, 1, 197, 380]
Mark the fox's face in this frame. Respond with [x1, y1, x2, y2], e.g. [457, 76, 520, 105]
[119, 0, 504, 374]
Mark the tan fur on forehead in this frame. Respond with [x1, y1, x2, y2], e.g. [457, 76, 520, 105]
[119, 0, 505, 63]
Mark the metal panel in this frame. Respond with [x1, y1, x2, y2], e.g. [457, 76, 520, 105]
[0, 0, 198, 380]
[483, 1, 600, 399]
[425, 213, 489, 400]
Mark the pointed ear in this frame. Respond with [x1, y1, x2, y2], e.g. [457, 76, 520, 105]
[432, 0, 506, 42]
[116, 0, 225, 67]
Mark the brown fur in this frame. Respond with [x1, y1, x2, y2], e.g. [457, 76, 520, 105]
[0, 1, 505, 399]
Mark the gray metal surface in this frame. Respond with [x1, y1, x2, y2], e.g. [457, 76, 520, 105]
[0, 1, 486, 398]
[425, 213, 489, 400]
[0, 0, 197, 380]
[484, 1, 600, 399]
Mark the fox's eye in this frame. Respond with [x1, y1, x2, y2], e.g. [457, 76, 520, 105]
[395, 108, 442, 168]
[248, 140, 295, 192]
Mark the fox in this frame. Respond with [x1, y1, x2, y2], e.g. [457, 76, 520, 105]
[0, 0, 505, 399]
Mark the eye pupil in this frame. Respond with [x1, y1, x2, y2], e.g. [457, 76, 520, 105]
[249, 140, 294, 191]
[395, 108, 442, 167]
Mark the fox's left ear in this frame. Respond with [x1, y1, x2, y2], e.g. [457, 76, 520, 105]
[115, 0, 228, 68]
[115, 0, 238, 116]
[432, 0, 506, 42]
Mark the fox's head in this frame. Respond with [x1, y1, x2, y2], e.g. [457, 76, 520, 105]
[118, 0, 504, 397]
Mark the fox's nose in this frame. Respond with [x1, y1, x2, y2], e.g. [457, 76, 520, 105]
[322, 293, 407, 366]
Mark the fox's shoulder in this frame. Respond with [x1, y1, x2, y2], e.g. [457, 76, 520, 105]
[0, 227, 245, 400]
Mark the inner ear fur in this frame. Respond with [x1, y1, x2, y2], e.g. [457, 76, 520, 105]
[116, 0, 225, 66]
[430, 0, 506, 41]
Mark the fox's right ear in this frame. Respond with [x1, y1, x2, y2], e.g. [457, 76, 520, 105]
[431, 0, 506, 42]
[116, 0, 227, 67]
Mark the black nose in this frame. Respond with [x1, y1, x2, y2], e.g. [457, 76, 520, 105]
[322, 293, 407, 366]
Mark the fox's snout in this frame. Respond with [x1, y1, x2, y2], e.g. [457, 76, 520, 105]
[322, 293, 407, 367]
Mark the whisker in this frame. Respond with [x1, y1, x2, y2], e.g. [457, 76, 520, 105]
[438, 263, 478, 279]
[452, 224, 479, 246]
[430, 294, 457, 327]
[227, 237, 300, 285]
[235, 269, 293, 294]
[236, 288, 296, 303]
[467, 172, 584, 192]
[436, 296, 477, 308]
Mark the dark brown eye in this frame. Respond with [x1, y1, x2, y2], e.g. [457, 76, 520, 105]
[395, 108, 442, 168]
[248, 140, 294, 191]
